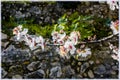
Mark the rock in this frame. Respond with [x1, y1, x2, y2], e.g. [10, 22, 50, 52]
[62, 65, 75, 78]
[33, 49, 41, 55]
[89, 60, 94, 65]
[2, 68, 8, 78]
[15, 11, 25, 19]
[44, 16, 50, 23]
[83, 73, 87, 77]
[50, 62, 60, 67]
[76, 74, 83, 78]
[2, 45, 30, 63]
[80, 62, 89, 73]
[77, 67, 80, 73]
[95, 60, 100, 64]
[85, 2, 90, 6]
[110, 70, 117, 75]
[1, 41, 9, 49]
[8, 65, 23, 75]
[104, 63, 111, 70]
[12, 74, 22, 79]
[24, 69, 45, 78]
[71, 60, 76, 66]
[37, 69, 45, 78]
[35, 51, 51, 60]
[1, 33, 8, 40]
[88, 70, 94, 78]
[38, 61, 47, 70]
[49, 66, 62, 78]
[94, 64, 106, 75]
[112, 66, 118, 71]
[27, 61, 40, 71]
[77, 62, 82, 66]
[29, 6, 41, 14]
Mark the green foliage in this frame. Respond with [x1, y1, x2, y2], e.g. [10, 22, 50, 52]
[56, 12, 94, 40]
[2, 12, 111, 41]
[22, 24, 54, 38]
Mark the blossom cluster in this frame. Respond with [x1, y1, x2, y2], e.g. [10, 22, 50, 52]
[110, 20, 119, 35]
[109, 43, 119, 61]
[13, 25, 92, 59]
[13, 25, 44, 51]
[51, 30, 92, 59]
[107, 0, 119, 10]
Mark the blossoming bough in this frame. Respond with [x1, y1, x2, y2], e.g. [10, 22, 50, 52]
[13, 25, 45, 51]
[13, 25, 92, 60]
[13, 17, 118, 60]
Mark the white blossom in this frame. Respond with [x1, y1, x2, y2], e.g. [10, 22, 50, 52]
[111, 54, 119, 61]
[77, 48, 91, 58]
[59, 46, 68, 58]
[21, 28, 28, 35]
[69, 31, 80, 45]
[107, 0, 119, 10]
[13, 26, 45, 51]
[64, 40, 76, 55]
[51, 31, 66, 44]
[35, 36, 45, 51]
[110, 21, 119, 35]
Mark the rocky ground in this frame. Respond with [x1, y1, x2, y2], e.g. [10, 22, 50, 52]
[1, 1, 119, 79]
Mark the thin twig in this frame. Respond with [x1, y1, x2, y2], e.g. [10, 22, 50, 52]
[3, 33, 118, 48]
[78, 33, 119, 44]
[46, 33, 119, 46]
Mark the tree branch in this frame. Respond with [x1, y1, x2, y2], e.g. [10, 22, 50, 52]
[78, 33, 119, 44]
[46, 33, 119, 46]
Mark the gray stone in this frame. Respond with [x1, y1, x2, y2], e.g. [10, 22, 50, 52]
[2, 45, 30, 63]
[38, 61, 47, 70]
[27, 61, 40, 71]
[29, 6, 41, 14]
[89, 60, 94, 65]
[110, 70, 117, 75]
[2, 33, 8, 40]
[80, 62, 90, 73]
[12, 74, 22, 79]
[37, 69, 45, 78]
[76, 74, 83, 78]
[112, 66, 118, 71]
[1, 41, 9, 49]
[24, 69, 45, 78]
[50, 62, 60, 67]
[49, 66, 62, 78]
[77, 62, 82, 66]
[2, 68, 8, 78]
[15, 11, 25, 19]
[44, 16, 50, 23]
[94, 64, 106, 75]
[83, 73, 87, 77]
[62, 65, 75, 78]
[88, 70, 94, 78]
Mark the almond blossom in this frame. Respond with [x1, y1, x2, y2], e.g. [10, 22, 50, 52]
[51, 30, 66, 44]
[110, 20, 119, 35]
[111, 54, 119, 61]
[76, 48, 91, 58]
[69, 31, 80, 45]
[35, 36, 45, 51]
[24, 35, 35, 50]
[107, 0, 119, 10]
[59, 46, 69, 59]
[13, 25, 45, 51]
[64, 40, 76, 55]
[13, 25, 23, 40]
[24, 35, 45, 51]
